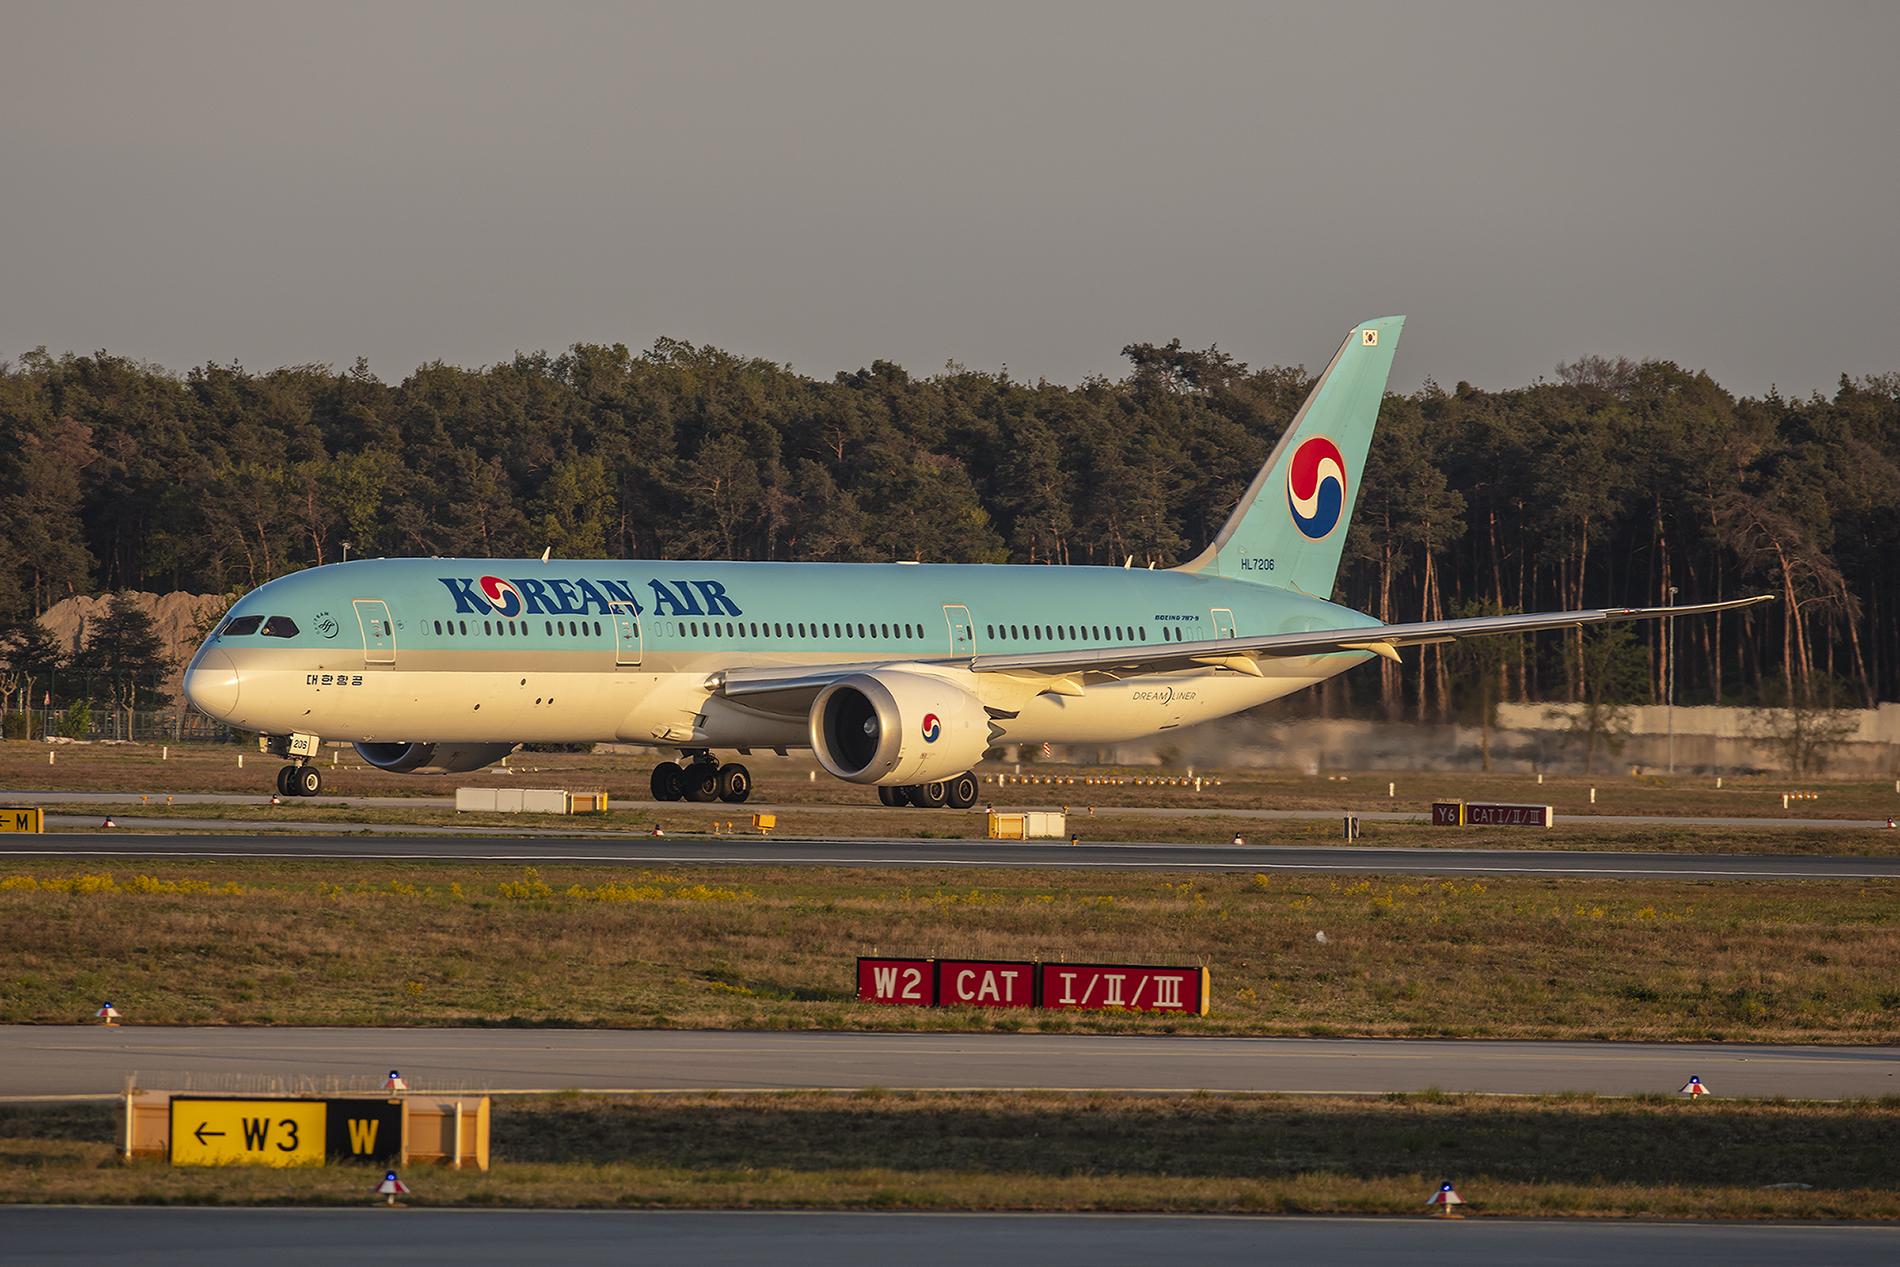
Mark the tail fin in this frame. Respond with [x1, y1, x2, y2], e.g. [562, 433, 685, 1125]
[1175, 315, 1403, 597]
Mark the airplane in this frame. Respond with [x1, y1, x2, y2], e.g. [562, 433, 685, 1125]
[181, 315, 1770, 805]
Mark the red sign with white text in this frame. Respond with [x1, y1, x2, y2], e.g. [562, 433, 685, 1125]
[937, 960, 1036, 1009]
[856, 958, 935, 1006]
[1464, 802, 1552, 827]
[1038, 963, 1209, 1015]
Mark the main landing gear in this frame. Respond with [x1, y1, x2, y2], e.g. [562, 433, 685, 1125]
[275, 763, 323, 797]
[878, 771, 979, 810]
[650, 754, 751, 804]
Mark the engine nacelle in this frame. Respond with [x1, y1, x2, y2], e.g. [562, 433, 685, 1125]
[352, 742, 519, 775]
[809, 670, 991, 785]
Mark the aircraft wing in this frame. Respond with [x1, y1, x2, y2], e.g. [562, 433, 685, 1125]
[711, 594, 1773, 713]
[967, 595, 1774, 680]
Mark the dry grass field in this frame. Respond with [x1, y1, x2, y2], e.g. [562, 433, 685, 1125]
[19, 798, 1900, 855]
[8, 740, 1900, 855]
[4, 1093, 1898, 1217]
[3, 860, 1897, 1041]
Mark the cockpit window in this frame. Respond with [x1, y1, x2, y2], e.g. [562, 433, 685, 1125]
[260, 616, 300, 638]
[219, 615, 264, 637]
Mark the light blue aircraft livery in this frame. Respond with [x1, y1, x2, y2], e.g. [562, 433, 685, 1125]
[183, 317, 1768, 806]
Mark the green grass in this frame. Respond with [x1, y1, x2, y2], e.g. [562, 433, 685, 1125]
[2, 860, 1898, 1040]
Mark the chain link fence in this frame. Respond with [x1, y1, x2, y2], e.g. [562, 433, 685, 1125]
[3, 708, 242, 744]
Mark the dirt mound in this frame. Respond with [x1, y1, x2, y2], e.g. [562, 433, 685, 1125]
[37, 591, 227, 692]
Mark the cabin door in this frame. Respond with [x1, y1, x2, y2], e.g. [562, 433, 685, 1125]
[354, 600, 396, 664]
[1210, 608, 1237, 640]
[943, 605, 974, 655]
[609, 602, 643, 666]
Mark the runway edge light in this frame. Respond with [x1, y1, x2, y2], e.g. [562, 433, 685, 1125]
[376, 1170, 410, 1206]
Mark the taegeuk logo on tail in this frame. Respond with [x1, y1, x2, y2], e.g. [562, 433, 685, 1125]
[1286, 435, 1347, 540]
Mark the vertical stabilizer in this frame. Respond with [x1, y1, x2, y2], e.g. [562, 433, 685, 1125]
[1175, 315, 1403, 597]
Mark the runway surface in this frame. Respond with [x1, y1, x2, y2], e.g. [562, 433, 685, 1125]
[5, 1208, 1898, 1266]
[6, 830, 1900, 878]
[6, 1027, 1896, 1100]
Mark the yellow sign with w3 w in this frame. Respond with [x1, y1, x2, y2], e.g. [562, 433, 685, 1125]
[0, 807, 43, 833]
[170, 1099, 327, 1167]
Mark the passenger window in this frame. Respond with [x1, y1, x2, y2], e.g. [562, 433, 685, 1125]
[1139, 627, 1146, 640]
[261, 616, 299, 638]
[220, 615, 264, 637]
[459, 621, 467, 635]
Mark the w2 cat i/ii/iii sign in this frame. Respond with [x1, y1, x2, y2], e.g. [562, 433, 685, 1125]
[856, 958, 1209, 1015]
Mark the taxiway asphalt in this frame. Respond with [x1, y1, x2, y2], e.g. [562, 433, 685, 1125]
[5, 830, 1900, 878]
[5, 1027, 1896, 1101]
[7, 1208, 1898, 1267]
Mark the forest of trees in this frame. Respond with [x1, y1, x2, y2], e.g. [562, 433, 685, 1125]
[2, 336, 1896, 718]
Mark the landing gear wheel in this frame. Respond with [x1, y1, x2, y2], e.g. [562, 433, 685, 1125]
[717, 763, 752, 803]
[276, 765, 295, 796]
[295, 765, 323, 797]
[650, 762, 685, 802]
[945, 772, 978, 809]
[877, 785, 910, 807]
[682, 763, 720, 802]
[912, 780, 948, 808]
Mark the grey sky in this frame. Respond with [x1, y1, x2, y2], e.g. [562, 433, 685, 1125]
[2, 1, 1894, 399]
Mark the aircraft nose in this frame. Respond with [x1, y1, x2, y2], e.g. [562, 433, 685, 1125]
[183, 649, 240, 720]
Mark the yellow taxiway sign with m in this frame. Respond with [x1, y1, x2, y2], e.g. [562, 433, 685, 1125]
[0, 807, 43, 833]
[170, 1098, 326, 1167]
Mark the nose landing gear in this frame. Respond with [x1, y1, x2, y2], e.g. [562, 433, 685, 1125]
[275, 763, 323, 797]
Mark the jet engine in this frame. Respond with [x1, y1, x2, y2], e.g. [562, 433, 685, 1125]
[352, 742, 519, 775]
[809, 670, 991, 785]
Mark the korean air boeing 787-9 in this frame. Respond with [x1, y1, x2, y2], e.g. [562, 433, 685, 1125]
[181, 317, 1769, 806]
